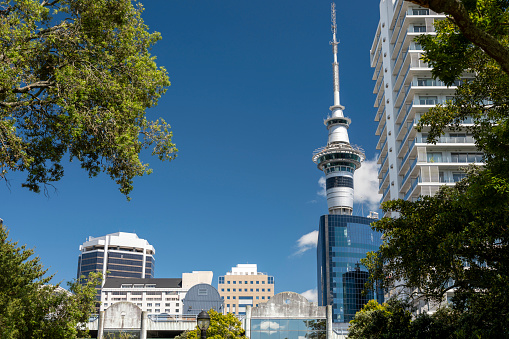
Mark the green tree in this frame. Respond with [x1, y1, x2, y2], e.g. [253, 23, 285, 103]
[406, 0, 509, 76]
[175, 309, 247, 339]
[306, 319, 326, 339]
[0, 221, 102, 338]
[348, 299, 457, 339]
[0, 0, 177, 198]
[364, 0, 509, 336]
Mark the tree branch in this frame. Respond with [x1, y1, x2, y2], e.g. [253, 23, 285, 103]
[40, 0, 60, 7]
[406, 0, 509, 76]
[10, 81, 54, 94]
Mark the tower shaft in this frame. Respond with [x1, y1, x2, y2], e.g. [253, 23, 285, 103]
[313, 3, 365, 215]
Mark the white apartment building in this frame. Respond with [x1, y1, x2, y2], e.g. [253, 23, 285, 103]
[100, 271, 213, 315]
[371, 0, 482, 216]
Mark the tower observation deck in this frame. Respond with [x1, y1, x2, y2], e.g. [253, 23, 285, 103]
[312, 3, 365, 215]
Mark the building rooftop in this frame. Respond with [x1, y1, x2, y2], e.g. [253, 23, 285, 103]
[103, 278, 182, 289]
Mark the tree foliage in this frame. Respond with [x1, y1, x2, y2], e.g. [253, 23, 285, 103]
[363, 0, 509, 336]
[348, 299, 457, 339]
[0, 221, 102, 338]
[175, 309, 247, 339]
[407, 0, 509, 76]
[0, 0, 177, 198]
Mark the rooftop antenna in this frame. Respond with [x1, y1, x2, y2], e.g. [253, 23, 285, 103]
[330, 2, 340, 107]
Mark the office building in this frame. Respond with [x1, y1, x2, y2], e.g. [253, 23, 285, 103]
[217, 264, 275, 315]
[371, 0, 481, 214]
[100, 271, 213, 313]
[77, 232, 155, 282]
[101, 278, 183, 314]
[314, 4, 384, 328]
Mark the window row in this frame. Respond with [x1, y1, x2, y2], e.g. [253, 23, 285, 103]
[225, 296, 271, 300]
[224, 280, 268, 285]
[222, 288, 271, 292]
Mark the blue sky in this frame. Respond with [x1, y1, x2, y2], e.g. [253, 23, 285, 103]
[0, 1, 382, 301]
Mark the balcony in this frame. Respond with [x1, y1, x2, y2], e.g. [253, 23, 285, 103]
[404, 176, 420, 200]
[416, 136, 475, 144]
[378, 154, 388, 175]
[400, 138, 416, 170]
[382, 185, 391, 203]
[379, 168, 390, 191]
[375, 106, 386, 123]
[401, 157, 418, 188]
[425, 154, 484, 164]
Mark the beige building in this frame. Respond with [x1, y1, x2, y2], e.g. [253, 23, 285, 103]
[218, 264, 275, 315]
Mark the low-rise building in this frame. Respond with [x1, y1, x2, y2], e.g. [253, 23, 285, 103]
[100, 271, 213, 314]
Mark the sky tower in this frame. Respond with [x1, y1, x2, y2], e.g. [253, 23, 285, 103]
[312, 3, 365, 216]
[315, 4, 383, 328]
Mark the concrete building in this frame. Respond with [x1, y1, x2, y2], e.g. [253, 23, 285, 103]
[314, 4, 384, 330]
[245, 292, 336, 339]
[182, 283, 224, 316]
[88, 302, 197, 339]
[77, 232, 155, 282]
[217, 264, 275, 315]
[370, 0, 481, 215]
[100, 271, 213, 314]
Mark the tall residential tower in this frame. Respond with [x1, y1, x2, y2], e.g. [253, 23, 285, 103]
[371, 0, 481, 215]
[315, 3, 383, 329]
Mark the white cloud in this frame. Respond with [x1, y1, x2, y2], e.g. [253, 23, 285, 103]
[353, 156, 382, 211]
[301, 288, 318, 303]
[260, 320, 279, 331]
[293, 230, 318, 256]
[317, 177, 326, 197]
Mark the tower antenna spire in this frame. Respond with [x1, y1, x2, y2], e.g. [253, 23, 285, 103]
[331, 2, 340, 107]
[312, 2, 365, 216]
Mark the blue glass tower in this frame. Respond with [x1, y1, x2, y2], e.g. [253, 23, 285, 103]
[317, 215, 383, 323]
[314, 3, 383, 325]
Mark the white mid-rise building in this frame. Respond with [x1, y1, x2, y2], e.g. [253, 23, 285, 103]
[100, 271, 213, 314]
[371, 0, 482, 216]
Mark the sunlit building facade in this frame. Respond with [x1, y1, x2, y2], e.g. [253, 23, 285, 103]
[218, 264, 275, 315]
[317, 215, 383, 324]
[77, 232, 155, 282]
[370, 0, 481, 216]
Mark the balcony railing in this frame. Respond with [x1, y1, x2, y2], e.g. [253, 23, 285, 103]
[375, 106, 386, 122]
[401, 138, 416, 167]
[404, 176, 420, 200]
[421, 177, 465, 184]
[398, 118, 417, 153]
[416, 136, 475, 144]
[397, 103, 414, 133]
[382, 185, 391, 200]
[379, 169, 390, 190]
[378, 154, 388, 175]
[401, 157, 418, 187]
[425, 155, 484, 164]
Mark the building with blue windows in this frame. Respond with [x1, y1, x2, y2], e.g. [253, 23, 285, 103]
[313, 4, 383, 329]
[317, 215, 383, 324]
[77, 232, 155, 283]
